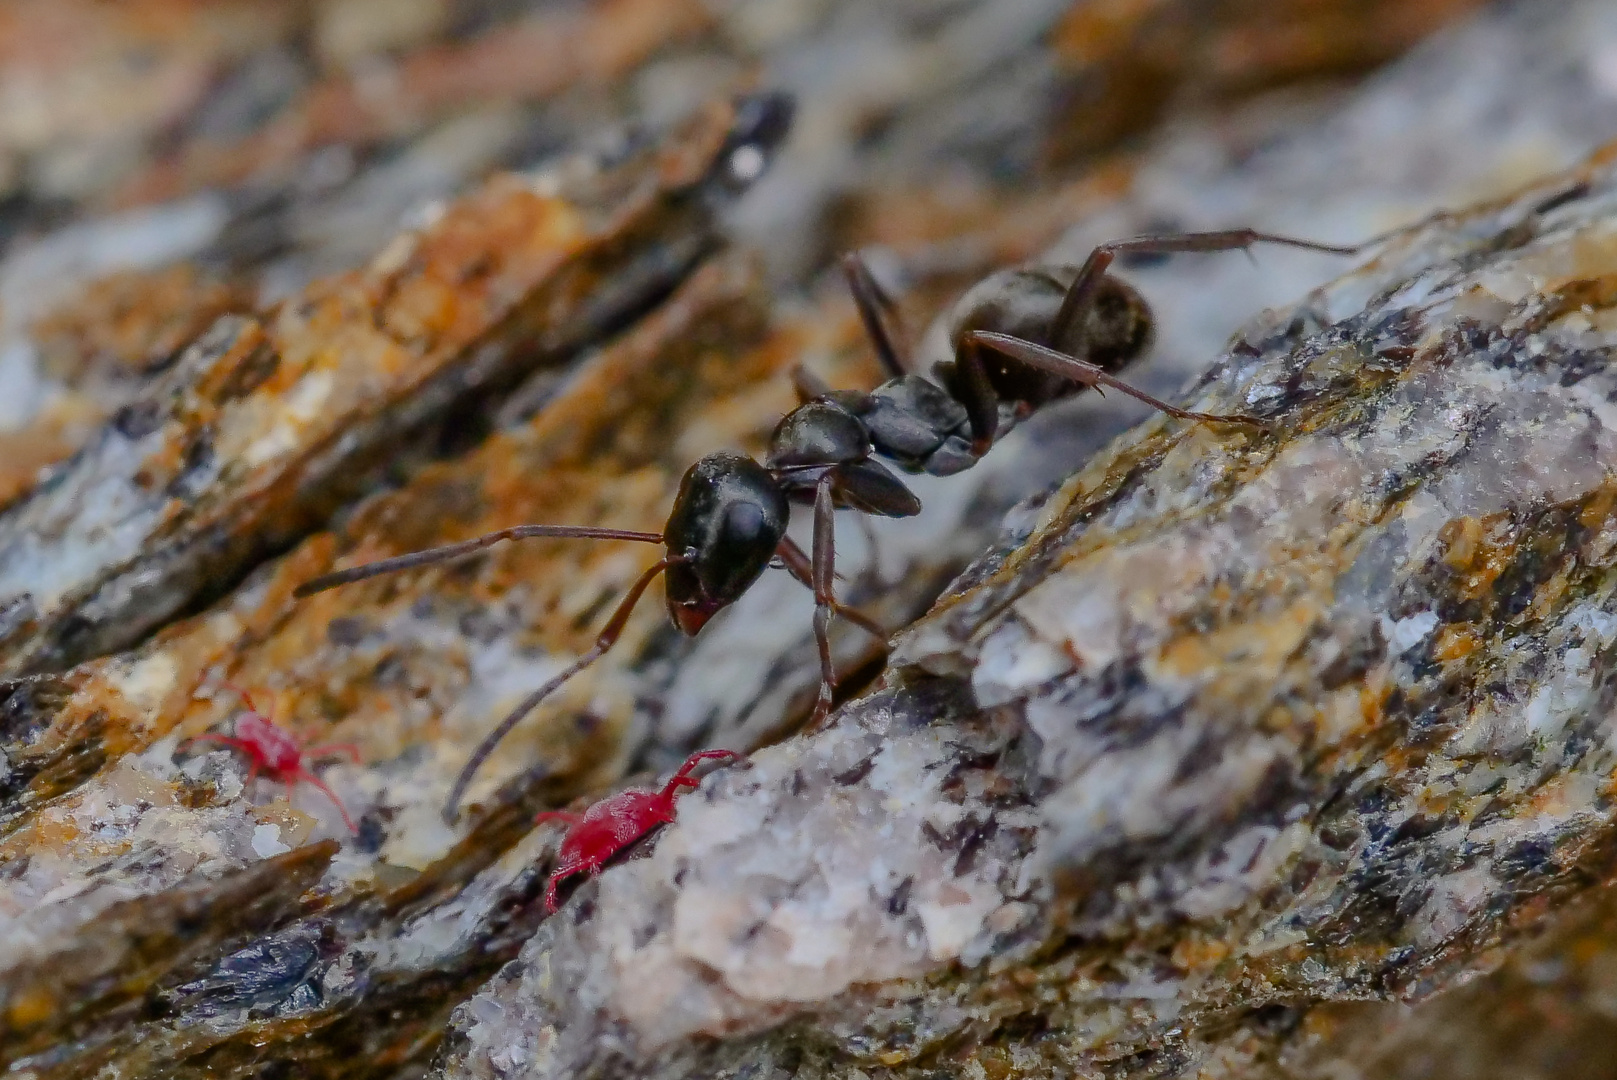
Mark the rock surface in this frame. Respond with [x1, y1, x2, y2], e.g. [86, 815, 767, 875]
[6, 1, 1617, 1078]
[437, 124, 1617, 1080]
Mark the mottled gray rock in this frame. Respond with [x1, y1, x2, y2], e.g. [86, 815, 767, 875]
[437, 132, 1617, 1080]
[8, 2, 1617, 1078]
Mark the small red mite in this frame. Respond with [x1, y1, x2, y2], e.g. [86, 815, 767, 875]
[183, 685, 362, 834]
[534, 749, 739, 912]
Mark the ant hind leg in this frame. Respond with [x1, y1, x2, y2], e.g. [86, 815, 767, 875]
[1049, 229, 1359, 348]
[969, 332, 1269, 429]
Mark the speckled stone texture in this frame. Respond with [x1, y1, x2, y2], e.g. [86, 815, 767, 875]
[5, 1, 1617, 1077]
[437, 144, 1617, 1080]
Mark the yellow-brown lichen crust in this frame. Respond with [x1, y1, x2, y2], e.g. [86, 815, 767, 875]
[0, 97, 760, 679]
[436, 154, 1617, 1079]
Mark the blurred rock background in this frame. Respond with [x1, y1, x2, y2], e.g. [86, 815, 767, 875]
[5, 0, 1617, 1077]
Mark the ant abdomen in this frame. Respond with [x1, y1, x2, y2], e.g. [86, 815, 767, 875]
[1071, 273, 1154, 371]
[944, 266, 1154, 407]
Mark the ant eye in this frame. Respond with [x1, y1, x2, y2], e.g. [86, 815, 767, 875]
[723, 501, 765, 542]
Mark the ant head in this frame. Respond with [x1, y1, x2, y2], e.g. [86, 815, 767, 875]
[662, 453, 789, 635]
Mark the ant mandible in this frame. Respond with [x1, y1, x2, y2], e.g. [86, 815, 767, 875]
[181, 684, 362, 833]
[294, 228, 1357, 823]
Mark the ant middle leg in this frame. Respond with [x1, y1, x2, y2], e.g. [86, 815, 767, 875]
[1049, 229, 1360, 346]
[842, 251, 909, 380]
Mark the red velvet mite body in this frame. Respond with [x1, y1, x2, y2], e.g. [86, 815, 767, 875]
[183, 685, 362, 834]
[533, 749, 739, 912]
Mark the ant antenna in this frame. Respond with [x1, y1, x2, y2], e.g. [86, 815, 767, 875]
[294, 524, 670, 823]
[294, 525, 664, 597]
[442, 556, 680, 822]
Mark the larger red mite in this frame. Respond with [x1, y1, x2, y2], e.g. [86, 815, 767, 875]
[533, 749, 739, 912]
[182, 685, 362, 834]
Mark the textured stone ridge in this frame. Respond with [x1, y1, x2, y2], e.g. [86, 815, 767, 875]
[0, 96, 770, 679]
[439, 151, 1617, 1078]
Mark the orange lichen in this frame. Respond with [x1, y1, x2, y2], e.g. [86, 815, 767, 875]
[1431, 624, 1482, 663]
[1171, 934, 1233, 972]
[109, 0, 714, 210]
[33, 264, 254, 381]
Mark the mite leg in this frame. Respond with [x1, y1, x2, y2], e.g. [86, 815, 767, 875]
[1049, 229, 1359, 347]
[671, 748, 742, 781]
[544, 873, 564, 913]
[220, 683, 262, 715]
[307, 742, 362, 763]
[663, 754, 740, 798]
[842, 251, 909, 379]
[533, 811, 585, 827]
[181, 732, 251, 754]
[297, 770, 358, 834]
[969, 332, 1268, 428]
[775, 537, 887, 641]
[662, 749, 742, 799]
[442, 557, 678, 824]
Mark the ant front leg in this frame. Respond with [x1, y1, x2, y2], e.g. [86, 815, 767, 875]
[1049, 229, 1360, 347]
[441, 556, 679, 824]
[775, 536, 887, 642]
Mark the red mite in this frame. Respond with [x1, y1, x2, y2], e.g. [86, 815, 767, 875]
[533, 749, 739, 912]
[183, 685, 362, 834]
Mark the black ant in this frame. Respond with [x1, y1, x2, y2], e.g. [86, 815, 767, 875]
[295, 228, 1357, 822]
